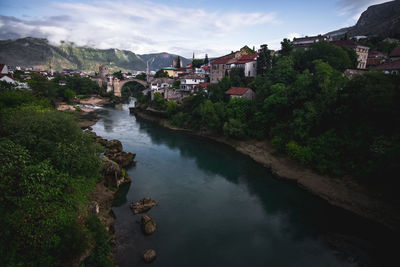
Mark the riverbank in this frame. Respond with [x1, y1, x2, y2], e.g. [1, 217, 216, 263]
[133, 108, 400, 232]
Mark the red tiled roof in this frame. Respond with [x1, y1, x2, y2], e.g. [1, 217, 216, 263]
[374, 60, 400, 70]
[202, 65, 210, 71]
[390, 46, 400, 58]
[211, 54, 235, 64]
[368, 51, 387, 58]
[232, 54, 258, 64]
[199, 82, 211, 88]
[226, 87, 251, 95]
[367, 58, 384, 66]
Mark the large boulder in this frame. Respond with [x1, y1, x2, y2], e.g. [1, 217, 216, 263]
[143, 249, 157, 263]
[141, 215, 157, 235]
[130, 197, 157, 214]
[105, 150, 136, 167]
[102, 157, 121, 188]
[101, 157, 131, 188]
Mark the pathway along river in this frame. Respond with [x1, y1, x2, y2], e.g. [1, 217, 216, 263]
[92, 103, 397, 267]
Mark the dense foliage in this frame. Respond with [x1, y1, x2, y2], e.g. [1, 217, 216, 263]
[0, 86, 112, 266]
[140, 41, 400, 193]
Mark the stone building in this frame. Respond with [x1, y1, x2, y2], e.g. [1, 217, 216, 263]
[210, 47, 254, 83]
[225, 87, 255, 101]
[99, 65, 109, 82]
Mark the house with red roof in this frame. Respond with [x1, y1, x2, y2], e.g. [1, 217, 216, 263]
[367, 51, 387, 68]
[389, 45, 400, 61]
[210, 47, 256, 83]
[374, 60, 400, 75]
[225, 87, 255, 101]
[227, 54, 258, 77]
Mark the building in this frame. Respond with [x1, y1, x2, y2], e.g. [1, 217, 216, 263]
[389, 45, 400, 61]
[374, 60, 400, 74]
[330, 40, 369, 69]
[160, 67, 175, 77]
[227, 54, 258, 77]
[0, 64, 9, 74]
[0, 74, 16, 84]
[210, 47, 255, 83]
[150, 77, 174, 91]
[367, 51, 387, 68]
[172, 57, 183, 68]
[180, 75, 205, 92]
[225, 87, 255, 101]
[99, 65, 109, 82]
[292, 35, 332, 50]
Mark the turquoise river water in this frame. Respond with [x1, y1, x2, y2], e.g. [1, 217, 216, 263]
[91, 103, 397, 267]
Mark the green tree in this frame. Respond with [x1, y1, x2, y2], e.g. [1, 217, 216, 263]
[257, 44, 272, 76]
[204, 54, 209, 65]
[154, 69, 170, 78]
[176, 56, 181, 68]
[280, 38, 293, 56]
[113, 70, 124, 80]
[192, 59, 204, 68]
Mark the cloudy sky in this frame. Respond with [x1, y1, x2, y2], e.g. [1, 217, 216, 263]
[0, 0, 393, 57]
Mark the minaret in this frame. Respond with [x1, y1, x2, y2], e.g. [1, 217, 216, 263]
[146, 60, 149, 75]
[192, 52, 195, 60]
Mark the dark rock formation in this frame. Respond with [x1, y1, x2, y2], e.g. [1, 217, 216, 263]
[141, 215, 157, 235]
[101, 156, 131, 188]
[105, 149, 136, 168]
[143, 249, 157, 263]
[130, 197, 157, 214]
[326, 1, 400, 39]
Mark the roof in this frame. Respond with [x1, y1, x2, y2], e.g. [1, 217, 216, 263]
[226, 87, 251, 95]
[232, 54, 258, 64]
[374, 60, 400, 71]
[211, 54, 235, 65]
[180, 75, 204, 80]
[331, 40, 368, 49]
[202, 65, 210, 71]
[367, 58, 384, 66]
[368, 51, 387, 58]
[199, 82, 211, 88]
[161, 67, 176, 70]
[150, 77, 174, 84]
[390, 46, 400, 58]
[0, 64, 5, 70]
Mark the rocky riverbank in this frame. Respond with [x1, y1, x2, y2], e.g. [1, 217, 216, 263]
[132, 108, 400, 233]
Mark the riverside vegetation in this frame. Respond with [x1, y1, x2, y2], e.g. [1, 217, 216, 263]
[138, 41, 400, 201]
[0, 76, 117, 266]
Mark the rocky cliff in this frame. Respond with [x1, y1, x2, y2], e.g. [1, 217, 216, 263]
[327, 1, 400, 39]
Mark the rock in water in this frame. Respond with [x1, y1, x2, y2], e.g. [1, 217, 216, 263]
[141, 215, 157, 235]
[143, 249, 156, 262]
[130, 197, 157, 214]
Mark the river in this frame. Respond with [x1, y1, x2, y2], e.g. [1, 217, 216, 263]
[91, 103, 396, 267]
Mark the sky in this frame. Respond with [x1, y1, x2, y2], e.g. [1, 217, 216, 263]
[0, 0, 393, 57]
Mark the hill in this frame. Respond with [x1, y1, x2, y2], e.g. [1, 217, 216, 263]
[0, 37, 190, 72]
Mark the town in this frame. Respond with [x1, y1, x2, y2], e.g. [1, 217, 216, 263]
[1, 34, 399, 102]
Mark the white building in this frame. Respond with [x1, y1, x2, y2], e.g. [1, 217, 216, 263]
[150, 78, 174, 91]
[180, 75, 205, 91]
[227, 54, 258, 77]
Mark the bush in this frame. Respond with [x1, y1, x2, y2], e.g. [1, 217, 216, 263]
[223, 118, 246, 139]
[286, 140, 313, 165]
[171, 112, 190, 127]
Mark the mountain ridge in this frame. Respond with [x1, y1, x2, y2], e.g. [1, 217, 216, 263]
[0, 37, 190, 72]
[326, 0, 400, 39]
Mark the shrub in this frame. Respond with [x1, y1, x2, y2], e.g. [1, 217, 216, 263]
[286, 140, 313, 165]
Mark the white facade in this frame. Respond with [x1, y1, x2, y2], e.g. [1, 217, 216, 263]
[0, 64, 9, 74]
[0, 76, 15, 83]
[180, 76, 205, 91]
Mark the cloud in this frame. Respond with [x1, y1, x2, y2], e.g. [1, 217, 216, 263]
[0, 0, 277, 57]
[337, 0, 393, 21]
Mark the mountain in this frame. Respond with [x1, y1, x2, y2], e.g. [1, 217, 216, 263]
[0, 37, 190, 72]
[138, 53, 191, 71]
[326, 1, 400, 39]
